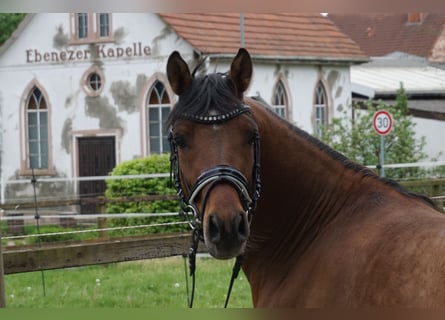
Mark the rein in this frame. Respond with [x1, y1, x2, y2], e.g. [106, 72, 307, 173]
[168, 104, 261, 308]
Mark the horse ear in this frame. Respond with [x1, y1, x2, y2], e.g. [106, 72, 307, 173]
[229, 48, 252, 98]
[166, 51, 192, 96]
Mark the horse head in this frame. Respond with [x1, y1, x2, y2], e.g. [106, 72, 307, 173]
[166, 49, 260, 259]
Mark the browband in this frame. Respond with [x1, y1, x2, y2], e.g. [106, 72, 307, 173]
[180, 104, 250, 124]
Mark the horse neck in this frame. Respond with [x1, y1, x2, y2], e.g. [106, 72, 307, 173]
[246, 101, 366, 265]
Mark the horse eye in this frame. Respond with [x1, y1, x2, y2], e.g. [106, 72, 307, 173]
[246, 131, 258, 145]
[174, 134, 187, 148]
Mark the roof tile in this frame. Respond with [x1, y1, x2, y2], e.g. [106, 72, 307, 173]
[329, 13, 445, 61]
[159, 13, 367, 62]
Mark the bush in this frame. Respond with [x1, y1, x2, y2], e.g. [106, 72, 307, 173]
[105, 154, 185, 236]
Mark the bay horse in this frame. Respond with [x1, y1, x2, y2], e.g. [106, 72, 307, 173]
[166, 48, 445, 307]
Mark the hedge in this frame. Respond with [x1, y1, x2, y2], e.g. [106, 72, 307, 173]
[105, 154, 186, 236]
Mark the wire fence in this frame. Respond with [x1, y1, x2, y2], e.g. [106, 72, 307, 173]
[2, 221, 188, 241]
[0, 171, 186, 245]
[1, 162, 445, 245]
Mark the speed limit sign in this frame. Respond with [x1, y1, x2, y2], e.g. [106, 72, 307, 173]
[373, 110, 393, 136]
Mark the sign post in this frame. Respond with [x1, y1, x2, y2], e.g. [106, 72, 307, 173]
[372, 110, 393, 177]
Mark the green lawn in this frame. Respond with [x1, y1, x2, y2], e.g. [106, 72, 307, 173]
[3, 256, 252, 308]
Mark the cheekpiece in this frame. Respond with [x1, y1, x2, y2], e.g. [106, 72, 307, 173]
[181, 104, 250, 124]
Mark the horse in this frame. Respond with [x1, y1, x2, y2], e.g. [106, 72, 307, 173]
[166, 48, 445, 307]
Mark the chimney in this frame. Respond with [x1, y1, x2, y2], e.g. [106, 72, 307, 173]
[407, 13, 424, 24]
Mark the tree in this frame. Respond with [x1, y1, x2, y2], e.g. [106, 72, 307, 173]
[0, 13, 26, 45]
[321, 84, 428, 179]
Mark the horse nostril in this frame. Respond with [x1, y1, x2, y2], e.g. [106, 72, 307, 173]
[208, 215, 221, 243]
[207, 212, 249, 245]
[236, 212, 249, 241]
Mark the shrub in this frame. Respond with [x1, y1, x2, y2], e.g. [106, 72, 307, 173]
[105, 154, 185, 236]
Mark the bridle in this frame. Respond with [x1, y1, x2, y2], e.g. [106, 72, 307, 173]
[168, 104, 261, 307]
[169, 104, 261, 233]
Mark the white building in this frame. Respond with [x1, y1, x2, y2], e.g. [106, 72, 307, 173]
[0, 13, 367, 209]
[351, 53, 445, 161]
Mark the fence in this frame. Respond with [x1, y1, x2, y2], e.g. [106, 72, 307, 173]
[400, 178, 445, 209]
[0, 193, 196, 274]
[1, 164, 445, 307]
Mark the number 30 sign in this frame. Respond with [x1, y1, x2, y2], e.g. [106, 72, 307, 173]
[373, 110, 393, 136]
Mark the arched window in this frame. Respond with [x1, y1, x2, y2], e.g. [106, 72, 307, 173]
[314, 81, 328, 138]
[272, 80, 288, 119]
[147, 81, 171, 154]
[26, 86, 49, 170]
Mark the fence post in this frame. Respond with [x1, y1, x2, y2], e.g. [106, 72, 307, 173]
[0, 217, 6, 308]
[434, 182, 444, 209]
[98, 203, 108, 240]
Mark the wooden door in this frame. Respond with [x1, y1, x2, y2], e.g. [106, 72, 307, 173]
[78, 137, 116, 214]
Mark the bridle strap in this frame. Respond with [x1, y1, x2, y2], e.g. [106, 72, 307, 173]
[224, 255, 243, 308]
[169, 132, 260, 230]
[168, 104, 261, 308]
[188, 165, 253, 213]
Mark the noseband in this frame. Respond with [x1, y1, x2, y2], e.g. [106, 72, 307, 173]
[168, 104, 261, 232]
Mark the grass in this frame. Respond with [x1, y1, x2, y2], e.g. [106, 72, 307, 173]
[3, 256, 253, 308]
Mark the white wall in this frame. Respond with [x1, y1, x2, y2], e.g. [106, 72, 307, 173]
[0, 13, 358, 203]
[246, 63, 352, 134]
[413, 118, 445, 161]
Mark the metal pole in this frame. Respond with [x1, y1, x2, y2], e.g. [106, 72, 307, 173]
[0, 217, 6, 308]
[380, 135, 385, 178]
[240, 13, 245, 48]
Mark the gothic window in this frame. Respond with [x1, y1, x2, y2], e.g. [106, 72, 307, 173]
[147, 81, 171, 154]
[272, 80, 288, 119]
[26, 86, 49, 170]
[314, 81, 328, 138]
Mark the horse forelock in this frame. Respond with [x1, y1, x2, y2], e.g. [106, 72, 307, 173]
[166, 73, 244, 129]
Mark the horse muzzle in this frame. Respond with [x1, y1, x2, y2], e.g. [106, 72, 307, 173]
[187, 166, 253, 259]
[204, 204, 250, 259]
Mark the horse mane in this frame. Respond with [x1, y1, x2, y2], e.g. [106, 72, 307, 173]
[165, 72, 244, 129]
[166, 69, 440, 213]
[248, 97, 441, 212]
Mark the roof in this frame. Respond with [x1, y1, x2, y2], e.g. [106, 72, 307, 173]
[351, 57, 445, 119]
[159, 13, 368, 63]
[328, 13, 445, 62]
[351, 64, 445, 97]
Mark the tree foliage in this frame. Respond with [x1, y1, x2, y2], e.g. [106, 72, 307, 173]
[321, 84, 428, 179]
[0, 13, 26, 45]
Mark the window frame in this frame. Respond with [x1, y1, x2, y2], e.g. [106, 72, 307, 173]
[98, 13, 110, 38]
[20, 82, 54, 176]
[313, 80, 329, 138]
[272, 79, 289, 119]
[69, 13, 113, 44]
[146, 80, 171, 155]
[81, 67, 105, 97]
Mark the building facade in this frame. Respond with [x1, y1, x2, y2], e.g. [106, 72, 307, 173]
[0, 13, 366, 207]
